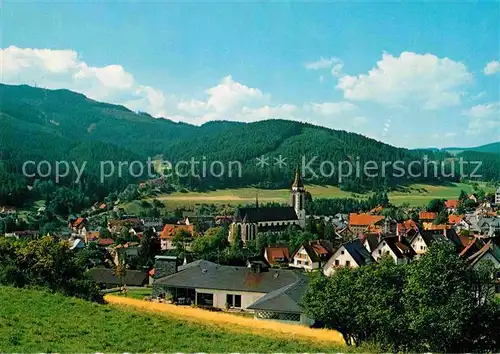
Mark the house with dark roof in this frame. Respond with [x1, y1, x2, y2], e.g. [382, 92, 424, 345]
[229, 169, 307, 244]
[409, 230, 447, 257]
[371, 236, 416, 264]
[87, 268, 149, 289]
[289, 240, 333, 270]
[466, 240, 500, 270]
[247, 277, 312, 324]
[477, 217, 500, 236]
[459, 236, 486, 259]
[151, 256, 310, 322]
[360, 233, 381, 253]
[323, 239, 374, 276]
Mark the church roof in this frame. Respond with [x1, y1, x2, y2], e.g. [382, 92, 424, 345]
[292, 168, 304, 188]
[235, 206, 298, 223]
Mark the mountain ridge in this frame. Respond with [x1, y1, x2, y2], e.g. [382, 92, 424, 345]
[0, 83, 498, 204]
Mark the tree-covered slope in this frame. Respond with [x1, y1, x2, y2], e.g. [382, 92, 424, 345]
[1, 83, 498, 198]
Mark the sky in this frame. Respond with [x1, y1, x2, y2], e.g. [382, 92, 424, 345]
[1, 1, 499, 149]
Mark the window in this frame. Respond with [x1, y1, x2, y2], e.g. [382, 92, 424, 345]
[346, 260, 351, 267]
[335, 260, 340, 266]
[296, 260, 302, 265]
[304, 261, 309, 266]
[341, 250, 345, 255]
[226, 294, 241, 308]
[196, 292, 214, 307]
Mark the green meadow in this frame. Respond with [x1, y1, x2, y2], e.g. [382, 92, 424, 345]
[122, 182, 496, 213]
[0, 286, 345, 352]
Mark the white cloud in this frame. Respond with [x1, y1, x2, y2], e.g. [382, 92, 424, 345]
[308, 101, 357, 115]
[337, 51, 473, 109]
[484, 60, 500, 75]
[176, 76, 270, 123]
[305, 56, 344, 78]
[240, 104, 298, 122]
[0, 45, 170, 117]
[305, 57, 338, 70]
[205, 75, 265, 112]
[462, 102, 500, 135]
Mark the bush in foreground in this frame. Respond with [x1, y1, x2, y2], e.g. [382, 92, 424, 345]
[303, 241, 500, 352]
[0, 236, 102, 302]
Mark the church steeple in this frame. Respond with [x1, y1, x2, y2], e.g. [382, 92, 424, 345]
[290, 167, 306, 228]
[292, 166, 304, 189]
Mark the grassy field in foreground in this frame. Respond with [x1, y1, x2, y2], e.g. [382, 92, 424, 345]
[0, 286, 345, 352]
[106, 294, 345, 345]
[122, 182, 496, 212]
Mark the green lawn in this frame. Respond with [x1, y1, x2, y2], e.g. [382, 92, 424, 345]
[0, 286, 345, 352]
[114, 287, 152, 300]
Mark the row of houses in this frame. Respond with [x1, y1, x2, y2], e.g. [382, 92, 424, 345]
[150, 231, 500, 324]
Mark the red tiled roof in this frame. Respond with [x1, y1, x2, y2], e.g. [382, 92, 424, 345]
[72, 217, 86, 228]
[349, 213, 384, 226]
[160, 224, 194, 239]
[365, 224, 383, 234]
[264, 247, 290, 264]
[98, 238, 114, 246]
[448, 214, 464, 225]
[445, 200, 459, 209]
[397, 220, 419, 234]
[419, 212, 437, 220]
[311, 243, 329, 255]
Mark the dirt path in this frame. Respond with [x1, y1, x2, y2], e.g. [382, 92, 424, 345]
[105, 295, 345, 345]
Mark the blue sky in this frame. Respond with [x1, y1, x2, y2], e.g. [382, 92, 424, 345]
[2, 1, 499, 148]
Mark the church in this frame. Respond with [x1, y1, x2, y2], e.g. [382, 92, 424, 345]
[229, 169, 307, 244]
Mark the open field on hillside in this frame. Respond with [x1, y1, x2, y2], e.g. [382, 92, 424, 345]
[121, 182, 496, 212]
[105, 294, 345, 344]
[0, 286, 346, 352]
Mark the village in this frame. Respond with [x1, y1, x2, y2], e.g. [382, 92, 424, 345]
[2, 171, 499, 326]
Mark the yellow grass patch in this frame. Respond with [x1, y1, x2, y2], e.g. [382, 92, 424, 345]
[105, 295, 345, 345]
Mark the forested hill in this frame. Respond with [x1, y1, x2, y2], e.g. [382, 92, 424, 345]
[440, 142, 500, 155]
[1, 83, 499, 205]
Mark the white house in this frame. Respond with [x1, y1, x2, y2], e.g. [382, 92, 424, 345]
[409, 231, 446, 258]
[323, 239, 373, 276]
[152, 258, 311, 323]
[371, 236, 416, 265]
[289, 240, 333, 271]
[468, 241, 500, 270]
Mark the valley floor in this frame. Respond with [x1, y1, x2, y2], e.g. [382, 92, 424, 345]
[121, 182, 496, 212]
